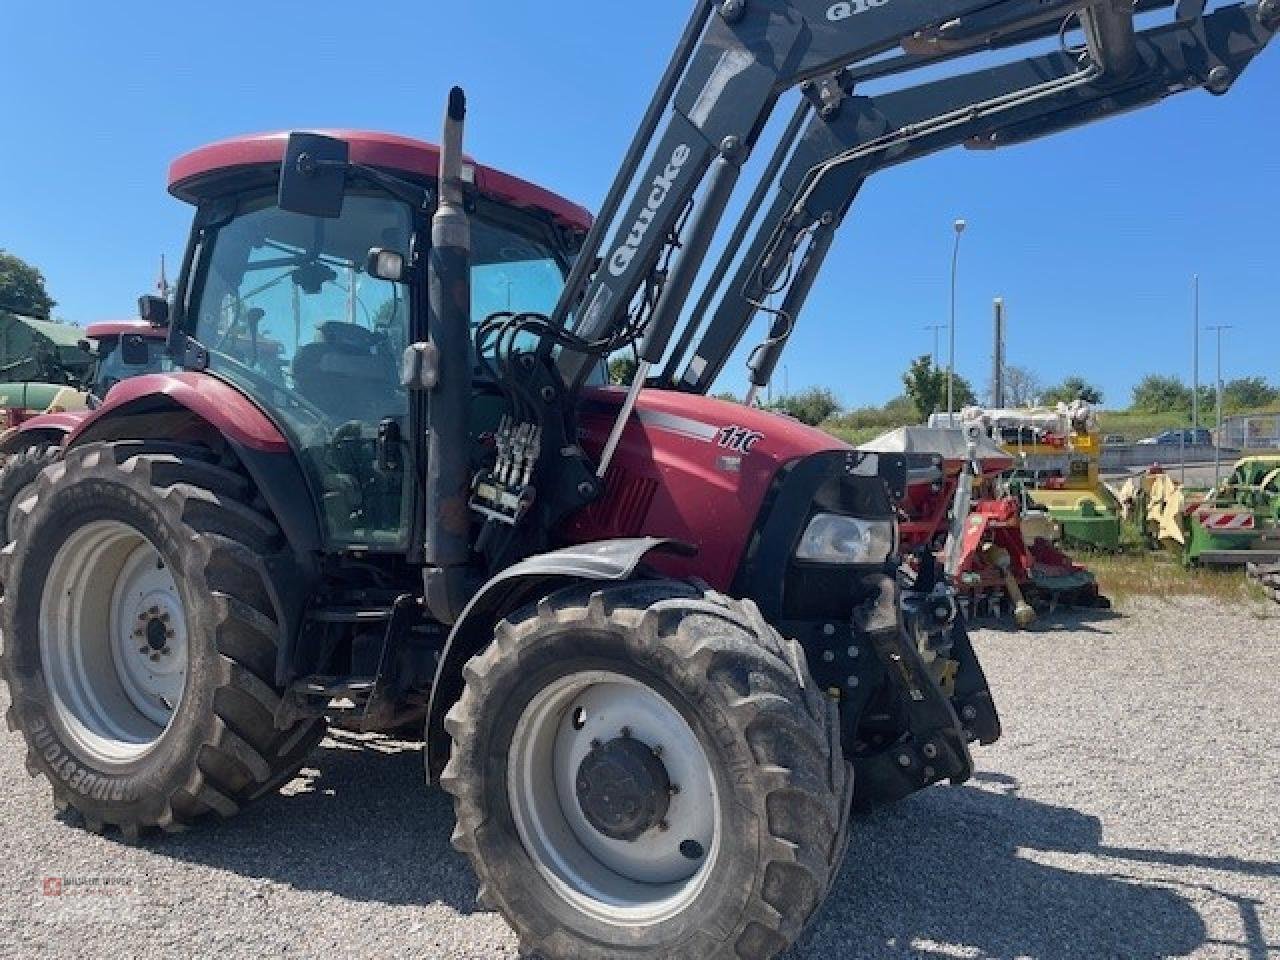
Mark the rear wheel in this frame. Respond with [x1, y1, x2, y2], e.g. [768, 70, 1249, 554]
[442, 581, 851, 960]
[0, 442, 324, 835]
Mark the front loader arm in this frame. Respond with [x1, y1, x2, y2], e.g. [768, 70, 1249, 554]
[552, 0, 1107, 389]
[671, 1, 1275, 395]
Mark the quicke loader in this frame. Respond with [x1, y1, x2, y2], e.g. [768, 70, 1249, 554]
[1, 1, 1273, 957]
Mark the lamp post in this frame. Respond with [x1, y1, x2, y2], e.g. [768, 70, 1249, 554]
[948, 218, 967, 424]
[1192, 275, 1200, 430]
[1206, 323, 1232, 486]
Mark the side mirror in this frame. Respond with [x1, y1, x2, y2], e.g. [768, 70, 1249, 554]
[278, 132, 350, 218]
[366, 247, 407, 283]
[120, 334, 151, 367]
[138, 294, 169, 327]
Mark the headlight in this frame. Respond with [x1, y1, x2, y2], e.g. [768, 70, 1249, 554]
[795, 513, 896, 565]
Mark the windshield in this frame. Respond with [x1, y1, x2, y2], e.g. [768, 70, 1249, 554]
[187, 189, 569, 549]
[92, 336, 175, 399]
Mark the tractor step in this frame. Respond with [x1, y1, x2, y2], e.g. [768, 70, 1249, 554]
[289, 676, 376, 698]
[306, 607, 394, 624]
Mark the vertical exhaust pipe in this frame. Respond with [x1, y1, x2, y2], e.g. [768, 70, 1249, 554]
[423, 87, 473, 624]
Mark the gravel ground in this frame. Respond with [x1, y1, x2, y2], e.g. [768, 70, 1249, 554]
[2, 596, 1277, 959]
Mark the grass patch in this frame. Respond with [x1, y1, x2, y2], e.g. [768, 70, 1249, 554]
[1078, 549, 1265, 607]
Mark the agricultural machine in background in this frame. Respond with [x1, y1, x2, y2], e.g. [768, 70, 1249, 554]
[0, 312, 94, 434]
[864, 426, 1103, 628]
[1119, 456, 1280, 567]
[942, 401, 1124, 551]
[1, 2, 1274, 958]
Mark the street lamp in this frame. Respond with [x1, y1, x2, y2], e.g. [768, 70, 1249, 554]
[1191, 275, 1200, 430]
[1206, 323, 1232, 486]
[948, 218, 967, 423]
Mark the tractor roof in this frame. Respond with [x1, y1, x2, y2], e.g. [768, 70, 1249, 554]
[168, 130, 592, 232]
[85, 320, 165, 339]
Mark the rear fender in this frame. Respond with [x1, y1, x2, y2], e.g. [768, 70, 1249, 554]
[65, 374, 322, 684]
[423, 537, 684, 778]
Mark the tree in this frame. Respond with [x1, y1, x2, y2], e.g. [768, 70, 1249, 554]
[1001, 364, 1043, 407]
[607, 354, 639, 385]
[0, 250, 56, 319]
[770, 386, 841, 426]
[902, 355, 976, 420]
[1221, 376, 1278, 412]
[1042, 375, 1103, 406]
[1131, 374, 1192, 413]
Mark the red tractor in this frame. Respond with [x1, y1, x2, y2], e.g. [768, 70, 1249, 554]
[1, 2, 1272, 957]
[0, 320, 174, 540]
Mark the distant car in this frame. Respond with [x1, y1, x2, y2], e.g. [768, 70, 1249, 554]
[1103, 434, 1127, 446]
[1137, 428, 1213, 446]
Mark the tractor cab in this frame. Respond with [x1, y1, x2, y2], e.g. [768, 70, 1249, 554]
[165, 131, 591, 551]
[82, 321, 176, 401]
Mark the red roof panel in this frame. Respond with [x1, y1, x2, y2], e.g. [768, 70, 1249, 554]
[168, 130, 592, 231]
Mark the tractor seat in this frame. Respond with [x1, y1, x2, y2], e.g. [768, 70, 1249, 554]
[293, 322, 399, 422]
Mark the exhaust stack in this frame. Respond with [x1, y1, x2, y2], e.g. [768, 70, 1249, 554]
[423, 87, 473, 624]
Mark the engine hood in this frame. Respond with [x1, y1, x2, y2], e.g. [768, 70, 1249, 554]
[561, 387, 852, 588]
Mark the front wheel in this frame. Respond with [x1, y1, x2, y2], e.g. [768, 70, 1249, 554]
[442, 581, 851, 960]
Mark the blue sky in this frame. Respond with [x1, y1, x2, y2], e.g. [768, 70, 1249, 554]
[2, 0, 1275, 409]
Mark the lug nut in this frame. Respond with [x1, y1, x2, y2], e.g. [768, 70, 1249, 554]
[897, 753, 912, 768]
[922, 742, 939, 760]
[679, 839, 705, 860]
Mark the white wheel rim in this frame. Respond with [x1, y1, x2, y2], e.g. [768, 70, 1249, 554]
[39, 520, 188, 767]
[508, 669, 719, 925]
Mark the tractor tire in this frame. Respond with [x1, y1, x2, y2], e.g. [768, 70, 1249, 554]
[0, 443, 63, 545]
[0, 441, 324, 837]
[442, 580, 851, 960]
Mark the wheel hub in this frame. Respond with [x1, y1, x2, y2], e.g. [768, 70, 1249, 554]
[575, 734, 671, 841]
[39, 520, 188, 767]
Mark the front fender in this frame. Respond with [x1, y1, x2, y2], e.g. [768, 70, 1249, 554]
[424, 537, 683, 778]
